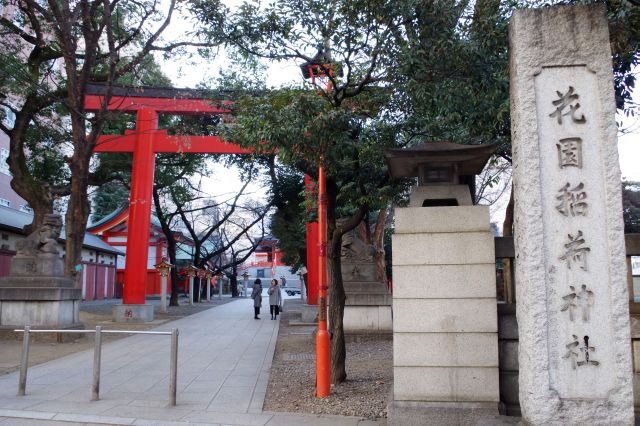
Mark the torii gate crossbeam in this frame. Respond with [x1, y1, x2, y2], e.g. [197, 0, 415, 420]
[86, 85, 251, 313]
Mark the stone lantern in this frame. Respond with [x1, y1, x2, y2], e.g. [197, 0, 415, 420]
[154, 258, 173, 313]
[215, 270, 224, 300]
[384, 142, 500, 426]
[182, 264, 198, 305]
[196, 269, 206, 303]
[242, 271, 249, 298]
[204, 269, 213, 301]
[385, 141, 496, 207]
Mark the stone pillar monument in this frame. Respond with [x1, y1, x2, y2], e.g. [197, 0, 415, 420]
[386, 142, 499, 426]
[0, 214, 82, 330]
[510, 5, 633, 424]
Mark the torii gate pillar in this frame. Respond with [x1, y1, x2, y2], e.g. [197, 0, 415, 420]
[112, 109, 158, 321]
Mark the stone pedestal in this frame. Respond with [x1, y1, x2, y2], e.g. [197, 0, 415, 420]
[112, 303, 154, 323]
[0, 286, 82, 328]
[300, 304, 318, 323]
[0, 257, 81, 329]
[509, 5, 633, 424]
[342, 262, 392, 334]
[0, 214, 83, 331]
[388, 206, 499, 426]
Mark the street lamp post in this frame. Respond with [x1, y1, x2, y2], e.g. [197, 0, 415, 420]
[154, 258, 174, 314]
[300, 47, 338, 398]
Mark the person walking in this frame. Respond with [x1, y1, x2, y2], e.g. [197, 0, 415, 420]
[268, 278, 282, 320]
[251, 279, 263, 319]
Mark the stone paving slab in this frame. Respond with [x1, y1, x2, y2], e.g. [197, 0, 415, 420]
[0, 298, 385, 426]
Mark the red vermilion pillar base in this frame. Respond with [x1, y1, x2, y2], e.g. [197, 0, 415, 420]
[306, 222, 319, 305]
[305, 175, 319, 305]
[122, 109, 158, 305]
[315, 164, 330, 398]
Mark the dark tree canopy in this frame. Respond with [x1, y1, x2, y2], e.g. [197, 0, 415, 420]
[623, 181, 640, 234]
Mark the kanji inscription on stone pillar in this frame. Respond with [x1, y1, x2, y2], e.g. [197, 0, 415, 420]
[510, 5, 633, 425]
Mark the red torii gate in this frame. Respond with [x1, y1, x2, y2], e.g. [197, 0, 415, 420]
[85, 85, 319, 318]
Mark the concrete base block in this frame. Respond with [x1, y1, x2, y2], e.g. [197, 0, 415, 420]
[387, 400, 499, 426]
[300, 304, 318, 323]
[0, 299, 80, 327]
[344, 305, 392, 333]
[0, 286, 81, 301]
[394, 366, 499, 402]
[112, 303, 154, 323]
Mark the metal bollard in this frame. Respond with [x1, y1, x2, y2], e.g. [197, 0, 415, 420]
[18, 326, 30, 396]
[92, 326, 102, 401]
[15, 327, 178, 405]
[169, 328, 178, 406]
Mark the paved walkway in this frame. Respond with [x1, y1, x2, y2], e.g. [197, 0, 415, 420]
[0, 298, 383, 425]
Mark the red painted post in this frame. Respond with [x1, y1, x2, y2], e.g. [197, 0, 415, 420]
[306, 222, 319, 305]
[271, 243, 276, 278]
[315, 162, 330, 397]
[305, 175, 319, 305]
[122, 109, 158, 305]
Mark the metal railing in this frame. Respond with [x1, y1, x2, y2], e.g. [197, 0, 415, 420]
[14, 326, 179, 405]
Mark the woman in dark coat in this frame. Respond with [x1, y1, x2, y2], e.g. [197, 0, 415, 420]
[251, 279, 262, 319]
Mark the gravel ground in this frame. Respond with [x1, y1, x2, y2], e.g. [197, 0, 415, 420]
[263, 298, 392, 420]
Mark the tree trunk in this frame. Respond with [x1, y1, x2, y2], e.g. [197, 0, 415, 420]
[196, 278, 203, 302]
[230, 274, 238, 298]
[170, 267, 180, 306]
[64, 153, 91, 279]
[372, 208, 388, 284]
[7, 102, 56, 233]
[326, 180, 347, 384]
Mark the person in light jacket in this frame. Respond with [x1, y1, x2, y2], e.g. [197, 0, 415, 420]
[268, 278, 282, 320]
[251, 279, 262, 319]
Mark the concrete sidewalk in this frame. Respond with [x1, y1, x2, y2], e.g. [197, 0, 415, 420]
[0, 298, 383, 426]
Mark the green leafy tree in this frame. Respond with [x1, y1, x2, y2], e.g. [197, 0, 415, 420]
[623, 181, 640, 234]
[192, 0, 421, 384]
[91, 182, 130, 222]
[194, 0, 638, 383]
[225, 88, 408, 383]
[0, 0, 217, 277]
[267, 165, 306, 268]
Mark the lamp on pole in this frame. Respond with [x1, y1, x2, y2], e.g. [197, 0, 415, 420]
[215, 270, 224, 300]
[154, 258, 174, 314]
[300, 45, 339, 398]
[183, 264, 199, 305]
[298, 266, 307, 303]
[196, 268, 206, 303]
[242, 271, 249, 298]
[204, 269, 213, 302]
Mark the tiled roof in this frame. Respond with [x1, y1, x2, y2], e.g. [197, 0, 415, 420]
[0, 205, 123, 255]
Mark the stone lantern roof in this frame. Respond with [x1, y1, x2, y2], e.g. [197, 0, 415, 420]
[384, 142, 497, 179]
